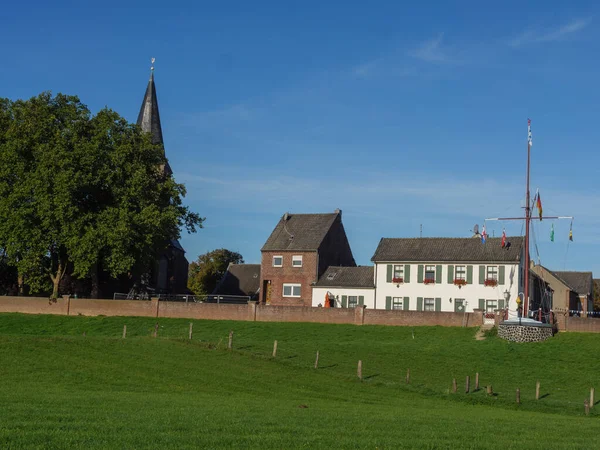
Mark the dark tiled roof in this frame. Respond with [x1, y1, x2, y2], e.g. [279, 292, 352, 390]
[261, 213, 339, 251]
[212, 264, 261, 297]
[315, 266, 375, 288]
[552, 271, 593, 296]
[371, 237, 524, 263]
[137, 72, 164, 146]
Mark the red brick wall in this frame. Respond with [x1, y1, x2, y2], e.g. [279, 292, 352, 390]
[0, 296, 69, 315]
[555, 315, 600, 332]
[69, 299, 158, 317]
[158, 301, 250, 321]
[364, 310, 479, 327]
[260, 251, 318, 307]
[256, 304, 355, 324]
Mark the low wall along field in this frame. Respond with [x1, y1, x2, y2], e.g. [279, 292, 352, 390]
[0, 295, 599, 331]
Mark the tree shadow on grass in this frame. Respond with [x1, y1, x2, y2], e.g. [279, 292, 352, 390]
[318, 364, 338, 369]
[364, 373, 380, 381]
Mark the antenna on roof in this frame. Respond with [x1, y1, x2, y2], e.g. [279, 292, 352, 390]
[420, 224, 422, 238]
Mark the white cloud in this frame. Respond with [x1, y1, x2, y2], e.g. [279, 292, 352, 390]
[508, 18, 591, 48]
[409, 33, 451, 63]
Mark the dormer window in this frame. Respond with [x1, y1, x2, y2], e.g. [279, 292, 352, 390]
[272, 256, 283, 267]
[292, 255, 303, 267]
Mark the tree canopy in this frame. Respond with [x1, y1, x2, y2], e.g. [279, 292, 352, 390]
[188, 249, 244, 296]
[0, 92, 203, 298]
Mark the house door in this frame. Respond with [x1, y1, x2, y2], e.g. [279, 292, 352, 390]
[484, 299, 497, 325]
[262, 280, 272, 305]
[454, 299, 465, 313]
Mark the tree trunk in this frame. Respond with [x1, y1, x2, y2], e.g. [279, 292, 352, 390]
[90, 262, 100, 299]
[49, 258, 67, 299]
[17, 273, 24, 296]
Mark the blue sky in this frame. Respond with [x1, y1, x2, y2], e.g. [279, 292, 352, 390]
[3, 1, 599, 275]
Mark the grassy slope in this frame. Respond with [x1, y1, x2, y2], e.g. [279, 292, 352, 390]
[0, 314, 598, 449]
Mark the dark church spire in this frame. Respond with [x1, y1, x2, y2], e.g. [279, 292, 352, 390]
[137, 58, 164, 146]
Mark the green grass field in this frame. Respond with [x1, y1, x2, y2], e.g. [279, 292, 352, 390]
[0, 313, 598, 449]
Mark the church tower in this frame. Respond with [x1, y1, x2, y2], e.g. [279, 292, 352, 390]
[136, 60, 189, 294]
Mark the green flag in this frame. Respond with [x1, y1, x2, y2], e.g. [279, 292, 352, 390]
[550, 223, 555, 242]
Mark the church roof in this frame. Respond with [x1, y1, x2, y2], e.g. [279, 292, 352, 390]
[137, 72, 164, 146]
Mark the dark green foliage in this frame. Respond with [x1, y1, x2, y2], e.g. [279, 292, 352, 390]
[0, 93, 203, 298]
[188, 248, 244, 295]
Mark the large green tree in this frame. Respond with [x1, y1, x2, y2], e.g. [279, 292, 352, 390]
[0, 93, 203, 298]
[188, 249, 244, 296]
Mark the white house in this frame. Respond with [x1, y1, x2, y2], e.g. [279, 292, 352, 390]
[370, 237, 524, 314]
[312, 266, 375, 309]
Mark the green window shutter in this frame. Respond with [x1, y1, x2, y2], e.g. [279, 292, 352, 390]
[358, 296, 364, 306]
[403, 297, 409, 310]
[386, 265, 393, 283]
[447, 265, 454, 284]
[404, 265, 411, 283]
[467, 265, 473, 284]
[417, 265, 424, 283]
[435, 298, 441, 312]
[479, 265, 485, 284]
[499, 266, 505, 285]
[417, 297, 423, 311]
[499, 299, 505, 310]
[342, 296, 347, 308]
[478, 298, 485, 310]
[385, 296, 392, 310]
[436, 265, 442, 284]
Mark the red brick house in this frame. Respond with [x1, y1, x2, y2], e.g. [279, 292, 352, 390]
[260, 209, 356, 306]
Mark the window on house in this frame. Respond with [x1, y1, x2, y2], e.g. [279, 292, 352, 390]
[455, 265, 466, 280]
[486, 299, 497, 313]
[393, 297, 403, 310]
[292, 255, 303, 267]
[393, 265, 404, 279]
[424, 298, 435, 311]
[348, 296, 358, 308]
[282, 283, 301, 297]
[272, 256, 283, 267]
[425, 265, 436, 282]
[486, 266, 498, 280]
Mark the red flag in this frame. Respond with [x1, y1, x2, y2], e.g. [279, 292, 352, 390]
[536, 191, 543, 221]
[501, 229, 506, 248]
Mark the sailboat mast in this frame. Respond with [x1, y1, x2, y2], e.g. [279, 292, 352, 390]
[523, 119, 532, 316]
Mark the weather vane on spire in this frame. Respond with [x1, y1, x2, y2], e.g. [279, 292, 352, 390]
[151, 57, 155, 72]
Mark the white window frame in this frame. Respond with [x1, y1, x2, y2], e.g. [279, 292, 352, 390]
[486, 266, 498, 280]
[393, 265, 404, 279]
[292, 255, 303, 267]
[425, 265, 436, 282]
[348, 296, 358, 308]
[282, 283, 301, 297]
[392, 297, 403, 310]
[424, 298, 435, 312]
[272, 255, 283, 267]
[486, 299, 498, 313]
[455, 265, 466, 280]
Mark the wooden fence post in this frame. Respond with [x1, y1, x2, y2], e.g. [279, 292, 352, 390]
[465, 376, 470, 394]
[406, 368, 410, 384]
[585, 400, 590, 416]
[228, 331, 233, 349]
[475, 372, 480, 390]
[590, 388, 595, 408]
[272, 340, 278, 358]
[153, 323, 158, 338]
[122, 325, 127, 339]
[536, 381, 540, 400]
[357, 360, 363, 380]
[516, 388, 521, 404]
[189, 322, 193, 340]
[452, 378, 457, 393]
[486, 385, 493, 396]
[314, 351, 319, 369]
